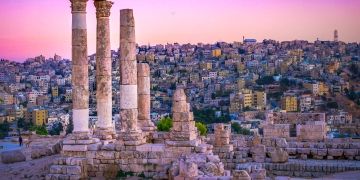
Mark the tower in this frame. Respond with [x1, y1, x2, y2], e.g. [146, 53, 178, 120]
[334, 29, 338, 42]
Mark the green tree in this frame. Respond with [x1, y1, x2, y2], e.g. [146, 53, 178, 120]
[195, 122, 207, 136]
[0, 120, 10, 139]
[30, 125, 48, 135]
[49, 122, 63, 135]
[256, 76, 275, 85]
[231, 122, 251, 135]
[156, 116, 173, 132]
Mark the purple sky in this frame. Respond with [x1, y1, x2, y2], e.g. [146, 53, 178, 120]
[0, 0, 359, 61]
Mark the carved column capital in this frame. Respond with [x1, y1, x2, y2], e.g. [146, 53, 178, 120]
[94, 0, 113, 18]
[70, 0, 88, 12]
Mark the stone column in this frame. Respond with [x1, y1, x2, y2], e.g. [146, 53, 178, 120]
[166, 88, 199, 147]
[137, 63, 156, 132]
[119, 9, 145, 145]
[94, 0, 115, 140]
[71, 0, 89, 133]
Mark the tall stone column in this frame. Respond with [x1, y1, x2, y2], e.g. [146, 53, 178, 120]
[71, 0, 89, 134]
[94, 0, 115, 140]
[119, 9, 145, 145]
[137, 63, 156, 133]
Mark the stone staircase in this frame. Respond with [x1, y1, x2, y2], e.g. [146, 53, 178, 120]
[46, 157, 88, 180]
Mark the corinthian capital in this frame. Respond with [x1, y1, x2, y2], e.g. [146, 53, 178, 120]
[94, 0, 114, 18]
[70, 0, 88, 12]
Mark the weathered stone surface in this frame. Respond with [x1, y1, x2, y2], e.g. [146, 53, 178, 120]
[63, 145, 88, 152]
[137, 63, 150, 77]
[1, 150, 26, 164]
[31, 146, 53, 159]
[328, 149, 343, 157]
[137, 77, 150, 95]
[233, 170, 251, 180]
[120, 9, 135, 27]
[138, 94, 150, 120]
[270, 148, 289, 163]
[119, 109, 138, 130]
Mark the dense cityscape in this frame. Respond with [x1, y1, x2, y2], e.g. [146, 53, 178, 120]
[1, 34, 359, 138]
[0, 0, 360, 180]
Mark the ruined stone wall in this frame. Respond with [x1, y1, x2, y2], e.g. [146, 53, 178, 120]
[296, 121, 326, 141]
[263, 124, 290, 139]
[269, 112, 326, 124]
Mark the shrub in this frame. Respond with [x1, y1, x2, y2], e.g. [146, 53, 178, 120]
[195, 122, 207, 136]
[29, 125, 48, 135]
[156, 116, 172, 132]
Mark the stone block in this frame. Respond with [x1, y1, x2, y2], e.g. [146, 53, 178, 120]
[328, 149, 343, 157]
[66, 166, 82, 175]
[63, 145, 87, 152]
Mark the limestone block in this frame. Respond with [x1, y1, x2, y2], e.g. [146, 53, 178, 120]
[138, 94, 150, 120]
[172, 101, 189, 113]
[66, 166, 82, 175]
[120, 85, 138, 109]
[119, 41, 136, 61]
[96, 151, 115, 160]
[173, 89, 187, 101]
[179, 161, 198, 178]
[297, 148, 310, 155]
[275, 138, 288, 148]
[120, 9, 135, 27]
[172, 112, 193, 122]
[317, 149, 327, 156]
[328, 149, 343, 157]
[72, 29, 87, 46]
[137, 63, 150, 77]
[63, 145, 88, 152]
[120, 109, 138, 130]
[137, 77, 150, 95]
[344, 149, 358, 156]
[120, 26, 135, 42]
[232, 170, 251, 180]
[72, 45, 88, 66]
[120, 60, 137, 84]
[270, 148, 289, 163]
[0, 150, 26, 164]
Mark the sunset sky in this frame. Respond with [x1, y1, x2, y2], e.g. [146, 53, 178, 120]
[0, 0, 359, 61]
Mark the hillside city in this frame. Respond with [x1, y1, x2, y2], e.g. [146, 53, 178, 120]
[1, 36, 359, 139]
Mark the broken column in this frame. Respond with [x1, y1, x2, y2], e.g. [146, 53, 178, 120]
[70, 0, 90, 136]
[213, 123, 233, 152]
[137, 63, 156, 133]
[166, 88, 198, 147]
[118, 9, 145, 145]
[94, 0, 115, 140]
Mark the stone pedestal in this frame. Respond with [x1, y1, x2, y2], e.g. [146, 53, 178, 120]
[118, 9, 145, 145]
[137, 63, 156, 134]
[166, 89, 199, 147]
[94, 0, 115, 140]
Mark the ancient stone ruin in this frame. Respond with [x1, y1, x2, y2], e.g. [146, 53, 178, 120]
[45, 0, 360, 179]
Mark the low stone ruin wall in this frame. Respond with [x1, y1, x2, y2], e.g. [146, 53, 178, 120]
[264, 159, 360, 178]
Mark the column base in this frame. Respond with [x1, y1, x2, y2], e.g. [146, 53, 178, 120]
[61, 132, 100, 158]
[93, 127, 116, 140]
[118, 130, 146, 146]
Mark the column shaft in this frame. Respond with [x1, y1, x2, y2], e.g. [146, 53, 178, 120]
[71, 0, 89, 133]
[95, 0, 113, 129]
[137, 63, 155, 131]
[119, 9, 138, 132]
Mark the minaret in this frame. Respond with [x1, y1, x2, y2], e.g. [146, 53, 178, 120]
[119, 9, 145, 145]
[94, 0, 115, 140]
[70, 0, 90, 134]
[334, 30, 338, 42]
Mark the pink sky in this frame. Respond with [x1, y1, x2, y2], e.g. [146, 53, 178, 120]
[0, 0, 359, 61]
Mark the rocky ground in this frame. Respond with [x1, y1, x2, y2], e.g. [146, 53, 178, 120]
[0, 154, 59, 180]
